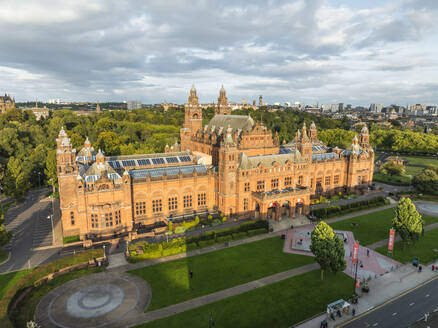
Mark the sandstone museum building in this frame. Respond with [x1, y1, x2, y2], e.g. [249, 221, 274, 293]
[56, 86, 374, 240]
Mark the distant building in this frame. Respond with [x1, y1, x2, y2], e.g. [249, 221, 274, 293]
[0, 93, 15, 113]
[259, 95, 263, 107]
[242, 98, 246, 105]
[369, 104, 383, 113]
[128, 100, 142, 110]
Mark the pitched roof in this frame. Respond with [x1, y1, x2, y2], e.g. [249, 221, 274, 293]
[206, 115, 255, 134]
[239, 150, 304, 170]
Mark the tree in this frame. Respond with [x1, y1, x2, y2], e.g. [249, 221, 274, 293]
[413, 167, 438, 194]
[96, 131, 121, 155]
[379, 161, 405, 176]
[45, 150, 58, 193]
[392, 197, 424, 248]
[4, 156, 30, 199]
[310, 221, 346, 280]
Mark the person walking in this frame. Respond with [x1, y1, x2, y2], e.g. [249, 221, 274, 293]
[189, 270, 193, 279]
[352, 308, 356, 317]
[367, 249, 370, 257]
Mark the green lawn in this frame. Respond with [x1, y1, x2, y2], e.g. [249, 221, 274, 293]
[329, 208, 438, 246]
[0, 251, 8, 264]
[135, 270, 353, 328]
[0, 270, 30, 300]
[129, 237, 315, 311]
[9, 267, 104, 328]
[373, 173, 411, 186]
[405, 165, 424, 176]
[376, 227, 438, 264]
[403, 156, 438, 167]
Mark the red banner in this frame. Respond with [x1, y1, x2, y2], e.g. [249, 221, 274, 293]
[356, 279, 360, 288]
[388, 229, 395, 251]
[352, 242, 359, 263]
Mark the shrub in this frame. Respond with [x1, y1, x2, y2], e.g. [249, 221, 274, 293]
[232, 232, 248, 240]
[211, 219, 222, 227]
[174, 226, 187, 234]
[208, 215, 213, 221]
[222, 216, 227, 222]
[198, 239, 215, 248]
[63, 235, 80, 244]
[312, 196, 388, 219]
[186, 242, 198, 251]
[217, 235, 232, 244]
[168, 221, 173, 232]
[247, 228, 268, 237]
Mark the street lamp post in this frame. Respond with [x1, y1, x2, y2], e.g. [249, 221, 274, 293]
[47, 215, 55, 245]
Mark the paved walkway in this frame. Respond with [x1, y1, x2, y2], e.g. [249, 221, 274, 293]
[295, 263, 438, 328]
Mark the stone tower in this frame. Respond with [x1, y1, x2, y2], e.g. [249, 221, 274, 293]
[180, 84, 203, 151]
[218, 125, 239, 216]
[215, 85, 231, 115]
[359, 125, 370, 149]
[309, 121, 318, 142]
[297, 123, 312, 162]
[56, 127, 79, 232]
[259, 95, 263, 107]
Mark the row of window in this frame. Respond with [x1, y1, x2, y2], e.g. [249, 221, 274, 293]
[244, 175, 341, 192]
[90, 210, 122, 229]
[136, 193, 207, 215]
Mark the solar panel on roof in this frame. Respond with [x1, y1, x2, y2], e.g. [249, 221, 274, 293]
[179, 156, 191, 162]
[166, 157, 179, 164]
[137, 158, 151, 166]
[121, 160, 136, 167]
[108, 161, 121, 169]
[152, 157, 165, 165]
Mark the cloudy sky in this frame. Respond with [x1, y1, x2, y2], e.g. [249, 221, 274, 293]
[0, 0, 437, 106]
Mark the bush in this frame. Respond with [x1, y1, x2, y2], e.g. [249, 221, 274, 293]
[198, 239, 215, 248]
[208, 215, 213, 221]
[211, 219, 222, 227]
[222, 216, 227, 223]
[186, 242, 198, 251]
[168, 221, 173, 232]
[232, 232, 248, 240]
[247, 228, 268, 237]
[312, 196, 388, 219]
[174, 226, 187, 234]
[216, 235, 232, 244]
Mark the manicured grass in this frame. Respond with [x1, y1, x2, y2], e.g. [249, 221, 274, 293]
[329, 208, 438, 246]
[129, 237, 315, 311]
[63, 235, 80, 244]
[0, 270, 30, 300]
[405, 165, 424, 176]
[376, 228, 438, 264]
[9, 267, 104, 328]
[135, 270, 353, 328]
[403, 156, 438, 167]
[373, 173, 411, 186]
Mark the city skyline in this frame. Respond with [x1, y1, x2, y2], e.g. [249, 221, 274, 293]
[0, 0, 437, 105]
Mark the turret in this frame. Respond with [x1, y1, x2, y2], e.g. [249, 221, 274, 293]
[309, 121, 318, 142]
[216, 85, 231, 115]
[359, 125, 370, 148]
[181, 84, 203, 151]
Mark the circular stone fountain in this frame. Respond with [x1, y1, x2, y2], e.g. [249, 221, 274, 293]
[35, 271, 150, 328]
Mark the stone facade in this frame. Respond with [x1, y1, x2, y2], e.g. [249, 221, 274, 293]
[56, 86, 374, 240]
[0, 94, 15, 113]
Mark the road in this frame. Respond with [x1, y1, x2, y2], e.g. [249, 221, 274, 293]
[342, 277, 438, 328]
[0, 189, 61, 273]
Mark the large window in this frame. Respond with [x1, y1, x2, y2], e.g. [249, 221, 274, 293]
[152, 199, 162, 213]
[70, 211, 75, 226]
[316, 177, 322, 186]
[183, 195, 192, 208]
[243, 198, 248, 210]
[271, 178, 279, 190]
[105, 213, 113, 227]
[198, 193, 206, 206]
[91, 214, 98, 228]
[325, 176, 331, 186]
[168, 197, 178, 211]
[115, 210, 121, 225]
[284, 177, 292, 187]
[298, 175, 303, 185]
[334, 175, 340, 185]
[244, 182, 250, 192]
[135, 201, 146, 216]
[256, 180, 265, 191]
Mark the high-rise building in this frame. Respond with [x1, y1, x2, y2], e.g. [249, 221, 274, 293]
[128, 100, 142, 110]
[369, 104, 383, 113]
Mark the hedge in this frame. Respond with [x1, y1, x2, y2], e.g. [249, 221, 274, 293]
[128, 220, 270, 263]
[0, 248, 103, 328]
[247, 228, 268, 237]
[311, 196, 389, 219]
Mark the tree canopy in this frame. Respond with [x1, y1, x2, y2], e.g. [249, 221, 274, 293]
[310, 221, 346, 280]
[392, 197, 424, 247]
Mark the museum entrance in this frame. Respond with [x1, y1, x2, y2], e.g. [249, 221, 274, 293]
[281, 201, 291, 218]
[267, 202, 279, 220]
[255, 203, 260, 219]
[295, 201, 304, 215]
